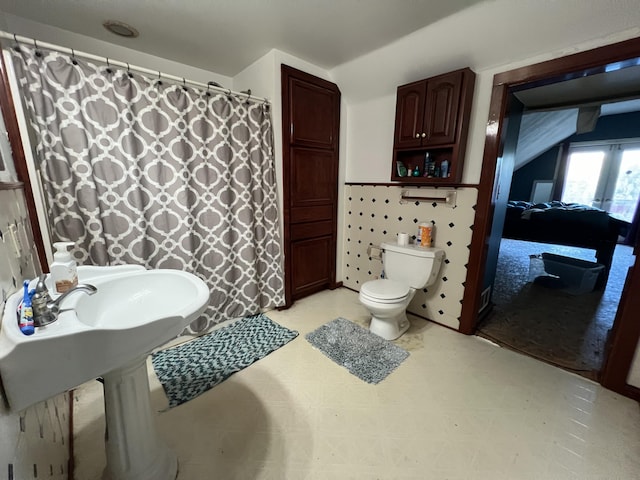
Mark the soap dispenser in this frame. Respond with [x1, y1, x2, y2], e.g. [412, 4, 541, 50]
[51, 242, 78, 294]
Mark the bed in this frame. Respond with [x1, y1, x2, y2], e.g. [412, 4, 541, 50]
[502, 201, 629, 289]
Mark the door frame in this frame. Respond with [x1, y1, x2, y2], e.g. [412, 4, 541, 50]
[460, 35, 640, 399]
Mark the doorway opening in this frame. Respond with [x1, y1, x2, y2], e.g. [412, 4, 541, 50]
[461, 35, 640, 399]
[477, 105, 640, 380]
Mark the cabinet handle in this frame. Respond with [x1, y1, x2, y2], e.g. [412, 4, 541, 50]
[421, 132, 427, 138]
[415, 133, 420, 139]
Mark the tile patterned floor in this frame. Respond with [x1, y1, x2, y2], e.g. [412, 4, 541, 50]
[74, 288, 640, 479]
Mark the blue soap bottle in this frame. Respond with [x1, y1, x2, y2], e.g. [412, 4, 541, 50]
[19, 280, 35, 335]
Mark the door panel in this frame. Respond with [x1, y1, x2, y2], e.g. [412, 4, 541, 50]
[290, 147, 336, 205]
[290, 205, 333, 223]
[291, 236, 332, 297]
[424, 71, 462, 146]
[282, 65, 341, 305]
[291, 220, 333, 241]
[394, 81, 426, 148]
[289, 79, 336, 148]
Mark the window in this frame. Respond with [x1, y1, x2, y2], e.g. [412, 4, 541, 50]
[561, 140, 640, 222]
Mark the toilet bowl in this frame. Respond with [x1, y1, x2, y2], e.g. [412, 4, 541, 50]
[359, 279, 413, 340]
[359, 242, 444, 340]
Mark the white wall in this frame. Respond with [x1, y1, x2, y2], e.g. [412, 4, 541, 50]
[0, 13, 231, 86]
[331, 0, 640, 185]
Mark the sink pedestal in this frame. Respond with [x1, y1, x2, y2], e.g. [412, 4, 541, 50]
[102, 356, 177, 480]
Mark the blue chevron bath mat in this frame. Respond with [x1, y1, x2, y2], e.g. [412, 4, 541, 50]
[305, 318, 409, 384]
[151, 314, 298, 408]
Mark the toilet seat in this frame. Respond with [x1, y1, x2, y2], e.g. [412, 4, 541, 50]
[360, 279, 410, 304]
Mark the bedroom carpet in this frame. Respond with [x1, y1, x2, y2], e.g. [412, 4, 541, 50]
[477, 239, 634, 380]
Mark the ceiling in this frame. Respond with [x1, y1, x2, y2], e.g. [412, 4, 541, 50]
[0, 0, 486, 76]
[514, 65, 640, 115]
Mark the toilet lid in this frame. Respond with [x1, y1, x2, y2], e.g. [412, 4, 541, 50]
[360, 279, 410, 301]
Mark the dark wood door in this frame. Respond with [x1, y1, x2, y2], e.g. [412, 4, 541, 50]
[423, 70, 462, 146]
[281, 65, 340, 305]
[393, 80, 426, 149]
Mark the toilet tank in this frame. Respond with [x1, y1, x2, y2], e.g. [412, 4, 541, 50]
[381, 242, 445, 288]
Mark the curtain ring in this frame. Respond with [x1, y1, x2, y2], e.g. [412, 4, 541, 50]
[182, 77, 188, 92]
[244, 89, 252, 104]
[71, 48, 78, 65]
[126, 63, 133, 78]
[156, 71, 162, 86]
[33, 39, 41, 57]
[13, 33, 20, 51]
[105, 57, 112, 74]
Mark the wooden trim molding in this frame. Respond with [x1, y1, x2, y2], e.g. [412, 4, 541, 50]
[0, 42, 48, 271]
[460, 34, 640, 398]
[344, 182, 480, 188]
[494, 36, 640, 89]
[459, 84, 508, 334]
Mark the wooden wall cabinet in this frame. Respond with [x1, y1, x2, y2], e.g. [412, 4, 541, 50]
[392, 67, 475, 184]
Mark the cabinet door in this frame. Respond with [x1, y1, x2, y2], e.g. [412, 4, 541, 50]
[423, 71, 462, 146]
[393, 80, 426, 149]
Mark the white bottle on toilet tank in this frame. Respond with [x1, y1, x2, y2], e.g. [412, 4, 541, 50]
[51, 242, 78, 294]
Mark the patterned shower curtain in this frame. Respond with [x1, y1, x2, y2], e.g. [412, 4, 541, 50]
[11, 44, 285, 332]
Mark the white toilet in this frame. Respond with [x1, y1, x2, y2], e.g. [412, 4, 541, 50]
[359, 242, 445, 340]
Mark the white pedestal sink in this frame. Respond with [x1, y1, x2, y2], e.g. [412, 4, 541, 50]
[102, 357, 177, 480]
[0, 265, 209, 480]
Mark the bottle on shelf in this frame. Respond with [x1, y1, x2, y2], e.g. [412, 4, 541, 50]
[423, 152, 436, 178]
[412, 165, 420, 177]
[422, 152, 431, 177]
[441, 159, 450, 178]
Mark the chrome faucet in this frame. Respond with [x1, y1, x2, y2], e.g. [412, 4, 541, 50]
[31, 275, 97, 327]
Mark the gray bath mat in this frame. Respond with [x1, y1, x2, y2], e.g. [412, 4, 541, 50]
[305, 317, 409, 384]
[152, 313, 298, 408]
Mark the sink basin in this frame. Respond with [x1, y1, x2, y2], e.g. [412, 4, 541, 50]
[1, 265, 209, 480]
[0, 265, 209, 411]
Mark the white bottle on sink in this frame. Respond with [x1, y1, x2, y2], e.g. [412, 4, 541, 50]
[50, 242, 78, 294]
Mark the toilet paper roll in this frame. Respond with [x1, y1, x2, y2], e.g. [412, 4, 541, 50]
[397, 232, 409, 246]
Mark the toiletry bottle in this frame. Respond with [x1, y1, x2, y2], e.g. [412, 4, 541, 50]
[412, 165, 420, 176]
[396, 161, 407, 177]
[417, 221, 434, 247]
[422, 152, 431, 177]
[51, 242, 78, 294]
[427, 157, 436, 177]
[18, 280, 34, 335]
[441, 159, 449, 178]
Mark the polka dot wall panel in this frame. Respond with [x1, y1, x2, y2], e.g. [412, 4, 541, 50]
[343, 185, 478, 330]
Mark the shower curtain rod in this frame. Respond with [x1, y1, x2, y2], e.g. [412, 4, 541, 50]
[0, 31, 270, 105]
